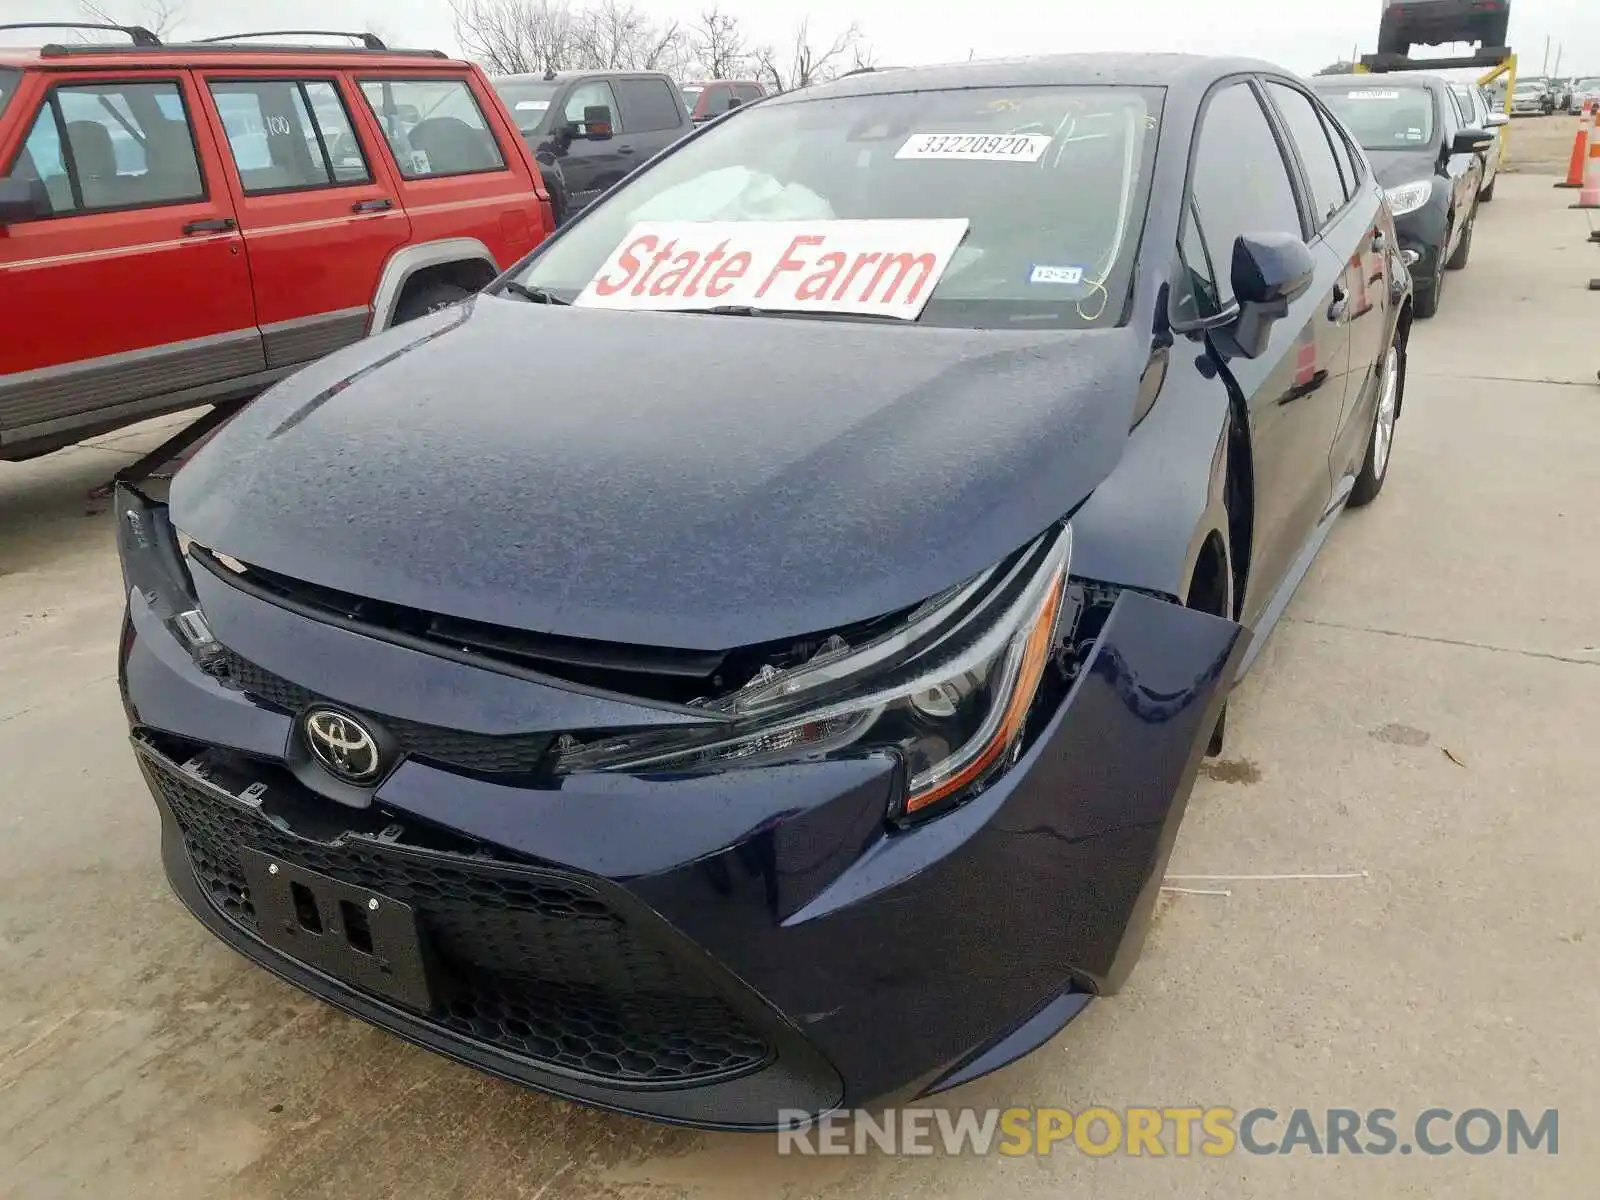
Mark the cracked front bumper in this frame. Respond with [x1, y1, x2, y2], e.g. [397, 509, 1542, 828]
[120, 547, 1246, 1129]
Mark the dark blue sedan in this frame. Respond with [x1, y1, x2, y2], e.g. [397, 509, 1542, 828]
[116, 53, 1411, 1129]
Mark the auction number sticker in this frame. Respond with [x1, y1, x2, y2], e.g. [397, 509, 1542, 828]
[1346, 89, 1401, 100]
[896, 132, 1052, 162]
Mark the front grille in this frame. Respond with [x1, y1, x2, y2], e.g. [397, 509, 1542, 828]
[209, 648, 555, 776]
[143, 746, 772, 1086]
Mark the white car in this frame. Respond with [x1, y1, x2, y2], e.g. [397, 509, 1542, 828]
[1573, 77, 1600, 112]
[1510, 81, 1549, 115]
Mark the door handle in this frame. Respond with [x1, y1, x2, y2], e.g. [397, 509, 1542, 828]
[352, 197, 394, 213]
[617, 144, 637, 154]
[183, 217, 235, 235]
[1371, 230, 1387, 252]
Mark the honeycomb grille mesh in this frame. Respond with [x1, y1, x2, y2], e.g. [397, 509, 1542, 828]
[209, 649, 555, 776]
[145, 751, 772, 1085]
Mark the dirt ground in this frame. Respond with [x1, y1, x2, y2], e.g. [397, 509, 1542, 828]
[1498, 109, 1585, 175]
[3, 173, 1599, 1199]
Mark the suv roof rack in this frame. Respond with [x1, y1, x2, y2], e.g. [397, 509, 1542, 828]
[0, 21, 162, 46]
[197, 29, 388, 50]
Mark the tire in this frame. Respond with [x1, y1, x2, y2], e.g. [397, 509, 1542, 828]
[1446, 206, 1475, 270]
[393, 282, 473, 325]
[1350, 333, 1403, 508]
[1480, 174, 1496, 202]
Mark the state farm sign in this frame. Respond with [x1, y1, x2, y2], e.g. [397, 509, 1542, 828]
[574, 219, 970, 319]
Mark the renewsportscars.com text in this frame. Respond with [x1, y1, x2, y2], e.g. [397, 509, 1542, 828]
[776, 1106, 1559, 1157]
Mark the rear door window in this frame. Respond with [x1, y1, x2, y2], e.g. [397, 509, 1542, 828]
[1266, 81, 1351, 231]
[733, 83, 764, 104]
[358, 77, 507, 178]
[613, 78, 682, 131]
[209, 79, 372, 193]
[2, 79, 204, 215]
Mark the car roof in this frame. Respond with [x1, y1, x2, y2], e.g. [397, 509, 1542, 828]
[0, 42, 463, 70]
[495, 70, 672, 83]
[769, 52, 1290, 104]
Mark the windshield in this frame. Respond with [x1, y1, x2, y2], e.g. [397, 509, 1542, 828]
[0, 68, 17, 120]
[512, 84, 1162, 329]
[493, 79, 559, 131]
[1514, 81, 1544, 94]
[1318, 85, 1436, 150]
[682, 85, 703, 107]
[1579, 78, 1600, 90]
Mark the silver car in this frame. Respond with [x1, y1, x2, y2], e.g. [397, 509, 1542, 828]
[1511, 81, 1548, 115]
[1448, 81, 1509, 201]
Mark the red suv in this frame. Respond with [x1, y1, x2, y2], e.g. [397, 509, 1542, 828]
[0, 25, 554, 462]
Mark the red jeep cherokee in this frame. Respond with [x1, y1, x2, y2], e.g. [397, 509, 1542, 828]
[0, 25, 554, 462]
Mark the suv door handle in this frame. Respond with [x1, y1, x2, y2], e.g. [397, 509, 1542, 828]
[352, 197, 394, 213]
[617, 144, 637, 154]
[183, 218, 236, 235]
[1328, 280, 1349, 323]
[1371, 230, 1387, 252]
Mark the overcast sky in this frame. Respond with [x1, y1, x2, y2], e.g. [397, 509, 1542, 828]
[9, 0, 1600, 77]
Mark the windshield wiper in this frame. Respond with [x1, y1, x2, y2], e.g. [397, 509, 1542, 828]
[690, 305, 909, 324]
[500, 281, 570, 305]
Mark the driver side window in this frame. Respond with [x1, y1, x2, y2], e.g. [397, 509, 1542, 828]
[1181, 81, 1304, 313]
[563, 81, 621, 131]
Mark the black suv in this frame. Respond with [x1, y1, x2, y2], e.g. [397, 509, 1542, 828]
[492, 70, 691, 223]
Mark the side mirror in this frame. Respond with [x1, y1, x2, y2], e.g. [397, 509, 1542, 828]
[727, 96, 743, 109]
[582, 104, 614, 140]
[0, 176, 48, 226]
[1452, 128, 1495, 154]
[1483, 111, 1511, 128]
[1228, 232, 1315, 360]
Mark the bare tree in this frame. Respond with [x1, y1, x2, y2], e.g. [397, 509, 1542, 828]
[450, 0, 576, 76]
[453, 0, 684, 76]
[754, 19, 863, 93]
[570, 0, 683, 72]
[77, 0, 184, 39]
[689, 5, 749, 79]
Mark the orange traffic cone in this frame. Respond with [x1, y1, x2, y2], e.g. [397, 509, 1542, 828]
[1558, 111, 1589, 188]
[1578, 110, 1600, 207]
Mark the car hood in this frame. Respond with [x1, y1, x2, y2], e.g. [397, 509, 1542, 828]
[171, 295, 1140, 651]
[1369, 148, 1444, 191]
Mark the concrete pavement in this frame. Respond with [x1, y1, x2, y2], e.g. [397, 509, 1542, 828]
[2, 173, 1596, 1199]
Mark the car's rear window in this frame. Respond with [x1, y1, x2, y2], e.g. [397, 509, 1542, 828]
[513, 84, 1163, 329]
[0, 69, 19, 120]
[1317, 84, 1436, 150]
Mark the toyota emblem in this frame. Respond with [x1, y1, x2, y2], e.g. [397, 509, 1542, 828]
[303, 708, 384, 784]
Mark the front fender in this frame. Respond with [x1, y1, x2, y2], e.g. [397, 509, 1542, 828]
[1068, 340, 1234, 603]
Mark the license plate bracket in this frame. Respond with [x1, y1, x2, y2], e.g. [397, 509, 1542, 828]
[239, 847, 434, 1012]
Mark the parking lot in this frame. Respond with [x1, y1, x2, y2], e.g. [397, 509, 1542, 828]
[3, 155, 1599, 1199]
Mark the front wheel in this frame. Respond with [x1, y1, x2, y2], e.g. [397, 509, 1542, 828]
[1480, 174, 1497, 202]
[1350, 335, 1403, 508]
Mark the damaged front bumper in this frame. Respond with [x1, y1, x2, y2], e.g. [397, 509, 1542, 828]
[118, 490, 1248, 1130]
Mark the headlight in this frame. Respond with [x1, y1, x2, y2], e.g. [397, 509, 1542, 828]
[1383, 179, 1433, 217]
[557, 523, 1074, 821]
[115, 484, 220, 667]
